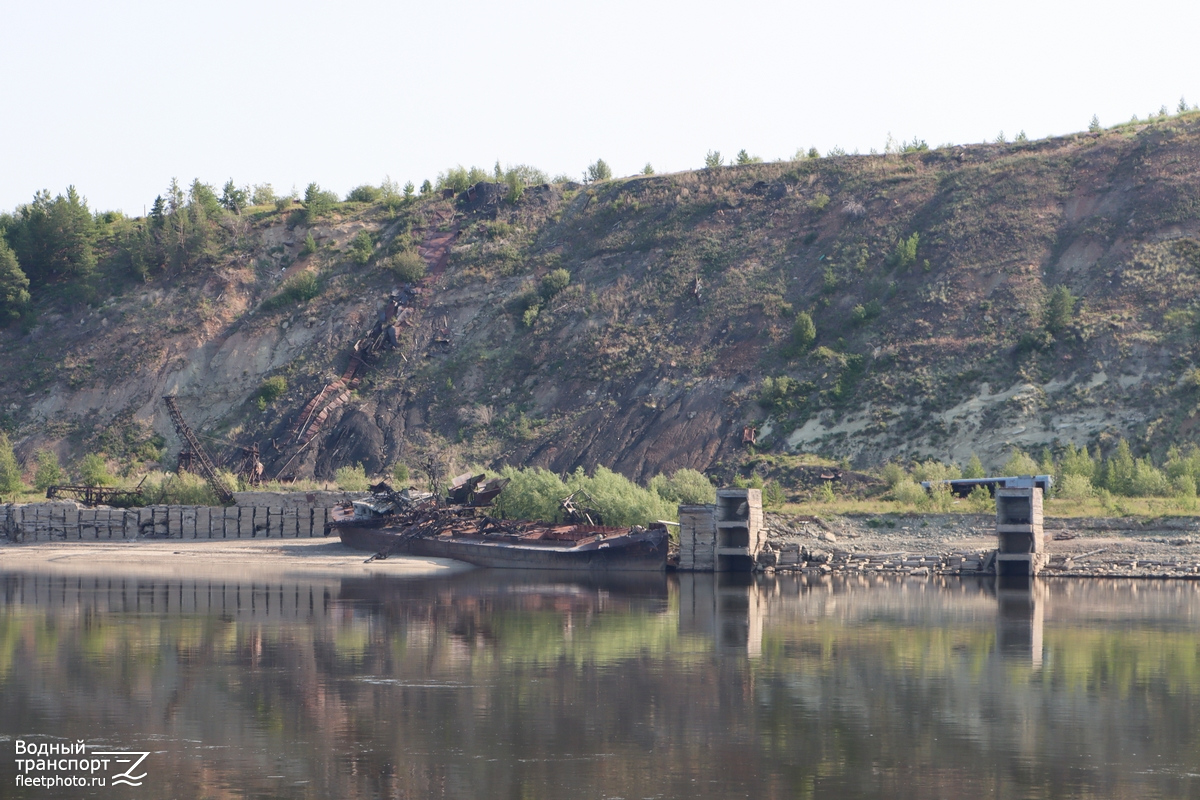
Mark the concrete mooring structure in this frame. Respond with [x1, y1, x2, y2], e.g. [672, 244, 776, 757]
[995, 486, 1045, 577]
[678, 488, 764, 572]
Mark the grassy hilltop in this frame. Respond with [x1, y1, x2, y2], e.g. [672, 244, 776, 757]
[4, 112, 1200, 508]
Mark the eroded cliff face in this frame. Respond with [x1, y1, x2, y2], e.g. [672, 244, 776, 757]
[6, 116, 1200, 481]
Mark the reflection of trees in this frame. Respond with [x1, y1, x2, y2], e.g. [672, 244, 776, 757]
[0, 570, 1197, 799]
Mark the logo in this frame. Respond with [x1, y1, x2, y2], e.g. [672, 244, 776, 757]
[13, 739, 151, 789]
[90, 751, 150, 787]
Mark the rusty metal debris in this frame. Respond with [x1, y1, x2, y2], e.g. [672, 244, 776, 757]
[46, 478, 146, 508]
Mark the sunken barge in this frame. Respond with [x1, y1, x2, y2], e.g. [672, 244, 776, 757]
[327, 474, 669, 572]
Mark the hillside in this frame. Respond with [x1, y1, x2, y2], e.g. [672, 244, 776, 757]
[5, 115, 1200, 488]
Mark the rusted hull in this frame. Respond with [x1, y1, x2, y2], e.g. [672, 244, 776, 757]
[337, 525, 668, 572]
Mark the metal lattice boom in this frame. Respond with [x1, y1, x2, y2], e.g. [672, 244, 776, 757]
[163, 396, 235, 505]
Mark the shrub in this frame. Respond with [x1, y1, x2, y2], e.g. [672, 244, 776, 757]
[1058, 473, 1094, 500]
[262, 271, 320, 310]
[539, 268, 570, 300]
[815, 482, 835, 504]
[385, 250, 426, 282]
[1088, 114, 1102, 132]
[809, 193, 830, 211]
[141, 469, 234, 505]
[251, 184, 277, 206]
[522, 305, 540, 328]
[912, 459, 961, 483]
[704, 151, 723, 168]
[348, 230, 374, 265]
[392, 463, 409, 485]
[967, 484, 994, 512]
[345, 184, 381, 203]
[642, 163, 655, 175]
[0, 432, 23, 495]
[585, 159, 612, 183]
[78, 453, 114, 486]
[335, 463, 370, 491]
[1000, 449, 1038, 476]
[1044, 285, 1076, 334]
[963, 453, 986, 479]
[649, 468, 716, 505]
[301, 232, 317, 256]
[1173, 473, 1197, 498]
[887, 232, 919, 269]
[790, 312, 816, 351]
[735, 149, 762, 165]
[881, 462, 908, 489]
[0, 240, 31, 323]
[256, 376, 288, 407]
[1103, 440, 1135, 495]
[892, 480, 927, 507]
[303, 182, 339, 222]
[492, 466, 570, 522]
[33, 449, 65, 491]
[1130, 459, 1171, 497]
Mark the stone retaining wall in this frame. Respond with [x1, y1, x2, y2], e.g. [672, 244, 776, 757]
[0, 502, 333, 542]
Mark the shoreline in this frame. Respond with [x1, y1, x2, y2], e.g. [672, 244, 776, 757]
[0, 537, 473, 580]
[763, 511, 1200, 580]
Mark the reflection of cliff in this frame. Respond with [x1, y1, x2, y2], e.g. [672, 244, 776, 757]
[1, 570, 1199, 799]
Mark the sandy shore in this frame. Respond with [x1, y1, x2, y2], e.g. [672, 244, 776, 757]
[0, 538, 473, 580]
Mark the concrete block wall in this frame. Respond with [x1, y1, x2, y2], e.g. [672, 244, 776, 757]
[0, 502, 333, 543]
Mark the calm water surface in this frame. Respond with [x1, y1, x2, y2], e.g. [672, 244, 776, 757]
[1, 565, 1198, 799]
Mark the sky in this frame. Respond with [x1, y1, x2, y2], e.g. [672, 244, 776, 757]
[2, 0, 1198, 215]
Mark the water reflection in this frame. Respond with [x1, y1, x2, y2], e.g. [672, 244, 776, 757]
[992, 576, 1046, 668]
[1, 565, 1198, 799]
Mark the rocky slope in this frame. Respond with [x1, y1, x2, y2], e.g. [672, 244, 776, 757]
[5, 114, 1200, 484]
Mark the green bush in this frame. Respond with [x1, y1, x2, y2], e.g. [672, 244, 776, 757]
[303, 182, 339, 222]
[887, 232, 920, 269]
[78, 453, 114, 486]
[814, 482, 835, 504]
[809, 193, 830, 211]
[1002, 449, 1039, 476]
[252, 184, 277, 206]
[262, 271, 320, 310]
[962, 453, 986, 479]
[491, 465, 675, 526]
[912, 460, 961, 483]
[1130, 459, 1171, 496]
[892, 480, 927, 507]
[880, 462, 908, 489]
[256, 376, 288, 407]
[348, 230, 374, 265]
[345, 184, 381, 203]
[539, 268, 570, 299]
[586, 159, 612, 183]
[649, 468, 716, 505]
[967, 484, 994, 512]
[33, 449, 65, 491]
[385, 250, 427, 282]
[790, 312, 816, 352]
[301, 232, 317, 256]
[1044, 285, 1076, 334]
[140, 470, 235, 505]
[0, 432, 23, 495]
[704, 150, 723, 168]
[1058, 473, 1094, 500]
[392, 463, 409, 485]
[335, 463, 370, 491]
[0, 240, 31, 323]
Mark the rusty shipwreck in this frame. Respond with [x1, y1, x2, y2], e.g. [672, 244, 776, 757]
[327, 474, 669, 572]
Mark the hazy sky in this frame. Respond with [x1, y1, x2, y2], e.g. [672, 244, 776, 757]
[3, 0, 1197, 214]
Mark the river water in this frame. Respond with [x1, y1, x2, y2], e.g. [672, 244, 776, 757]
[0, 566, 1197, 799]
